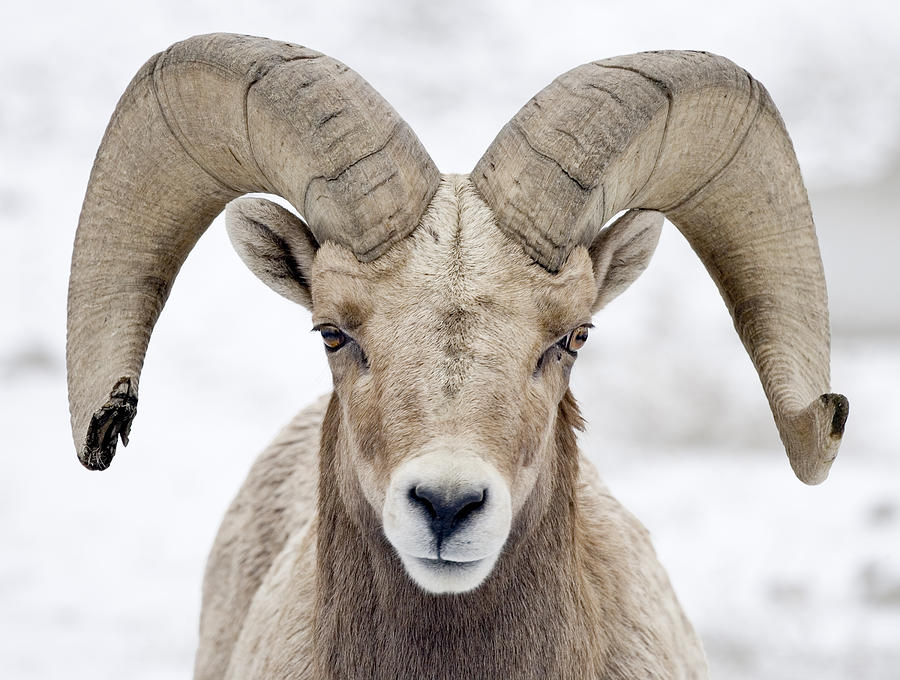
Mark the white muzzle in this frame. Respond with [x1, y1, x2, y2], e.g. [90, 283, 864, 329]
[382, 447, 512, 594]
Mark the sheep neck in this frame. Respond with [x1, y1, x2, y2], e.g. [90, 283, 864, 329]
[313, 392, 594, 679]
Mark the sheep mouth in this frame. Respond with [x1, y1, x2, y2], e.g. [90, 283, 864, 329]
[398, 551, 500, 594]
[414, 556, 485, 570]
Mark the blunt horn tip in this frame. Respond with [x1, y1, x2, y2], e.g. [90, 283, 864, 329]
[786, 392, 849, 486]
[78, 378, 138, 471]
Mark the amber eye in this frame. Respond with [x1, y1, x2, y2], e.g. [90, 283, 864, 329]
[315, 325, 348, 351]
[565, 325, 591, 352]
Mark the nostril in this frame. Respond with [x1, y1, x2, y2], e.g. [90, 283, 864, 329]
[410, 484, 488, 541]
[453, 489, 487, 524]
[409, 485, 437, 519]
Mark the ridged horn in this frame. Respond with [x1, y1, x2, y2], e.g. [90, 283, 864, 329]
[67, 33, 440, 470]
[472, 51, 848, 484]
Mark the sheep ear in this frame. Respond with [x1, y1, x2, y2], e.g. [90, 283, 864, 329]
[226, 197, 318, 310]
[589, 209, 663, 312]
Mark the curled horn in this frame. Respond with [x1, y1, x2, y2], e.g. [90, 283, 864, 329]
[473, 50, 848, 484]
[67, 33, 440, 470]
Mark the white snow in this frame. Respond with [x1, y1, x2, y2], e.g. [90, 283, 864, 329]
[1, 1, 898, 678]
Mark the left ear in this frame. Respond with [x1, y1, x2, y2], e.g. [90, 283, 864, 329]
[226, 197, 319, 310]
[589, 209, 664, 312]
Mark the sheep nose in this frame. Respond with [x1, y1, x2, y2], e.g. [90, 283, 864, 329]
[409, 483, 487, 543]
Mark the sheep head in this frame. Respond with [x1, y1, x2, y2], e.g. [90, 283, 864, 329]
[225, 178, 660, 593]
[67, 34, 848, 594]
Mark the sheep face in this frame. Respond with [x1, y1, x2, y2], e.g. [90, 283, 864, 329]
[225, 174, 660, 594]
[311, 176, 596, 593]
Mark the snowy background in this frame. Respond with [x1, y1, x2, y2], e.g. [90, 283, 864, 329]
[1, 0, 898, 677]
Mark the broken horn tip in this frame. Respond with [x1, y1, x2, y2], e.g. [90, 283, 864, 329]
[78, 379, 139, 471]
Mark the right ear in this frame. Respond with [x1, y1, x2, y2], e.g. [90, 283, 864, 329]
[226, 197, 319, 311]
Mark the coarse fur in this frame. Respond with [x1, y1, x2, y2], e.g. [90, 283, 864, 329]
[194, 176, 705, 679]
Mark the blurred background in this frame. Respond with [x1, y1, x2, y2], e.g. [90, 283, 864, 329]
[1, 0, 898, 677]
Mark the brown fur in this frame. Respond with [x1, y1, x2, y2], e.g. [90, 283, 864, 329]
[196, 391, 704, 679]
[195, 177, 706, 678]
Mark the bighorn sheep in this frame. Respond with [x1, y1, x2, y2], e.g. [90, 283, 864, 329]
[68, 34, 849, 678]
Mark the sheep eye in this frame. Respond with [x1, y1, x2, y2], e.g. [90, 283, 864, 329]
[315, 325, 347, 352]
[564, 325, 591, 352]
